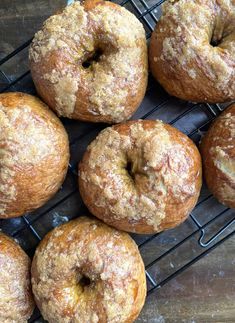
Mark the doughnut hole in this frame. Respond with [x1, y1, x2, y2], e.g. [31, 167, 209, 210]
[210, 18, 233, 48]
[82, 48, 104, 69]
[125, 153, 148, 189]
[41, 258, 107, 318]
[126, 159, 135, 182]
[78, 275, 91, 290]
[210, 38, 221, 47]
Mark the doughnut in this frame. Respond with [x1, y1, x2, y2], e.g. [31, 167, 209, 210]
[29, 0, 148, 123]
[149, 0, 235, 103]
[200, 104, 235, 208]
[0, 233, 34, 322]
[31, 216, 146, 323]
[0, 92, 69, 219]
[79, 120, 202, 234]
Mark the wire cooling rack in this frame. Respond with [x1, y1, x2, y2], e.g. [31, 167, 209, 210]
[0, 0, 234, 321]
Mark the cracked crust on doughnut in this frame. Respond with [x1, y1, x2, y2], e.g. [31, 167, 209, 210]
[79, 120, 202, 234]
[149, 0, 235, 103]
[31, 216, 146, 323]
[29, 0, 148, 123]
[0, 233, 34, 322]
[200, 104, 235, 208]
[0, 92, 69, 218]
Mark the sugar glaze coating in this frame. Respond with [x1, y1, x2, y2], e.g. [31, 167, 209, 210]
[0, 92, 69, 218]
[29, 0, 148, 123]
[31, 216, 146, 323]
[150, 0, 235, 103]
[0, 233, 35, 322]
[200, 104, 235, 208]
[79, 120, 202, 234]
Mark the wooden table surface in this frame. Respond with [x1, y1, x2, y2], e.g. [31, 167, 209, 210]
[0, 1, 234, 322]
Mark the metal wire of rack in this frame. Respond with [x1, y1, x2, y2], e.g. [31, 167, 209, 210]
[0, 0, 234, 321]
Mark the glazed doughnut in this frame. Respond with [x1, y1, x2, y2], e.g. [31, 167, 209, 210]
[149, 0, 235, 103]
[29, 0, 148, 123]
[31, 216, 146, 323]
[79, 120, 202, 234]
[200, 104, 235, 208]
[0, 92, 69, 218]
[0, 233, 34, 322]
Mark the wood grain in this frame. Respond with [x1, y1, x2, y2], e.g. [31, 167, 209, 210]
[0, 0, 66, 59]
[137, 236, 235, 323]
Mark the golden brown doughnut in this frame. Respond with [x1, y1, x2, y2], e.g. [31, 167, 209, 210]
[0, 232, 34, 322]
[149, 0, 235, 103]
[200, 104, 235, 208]
[0, 92, 69, 219]
[29, 0, 148, 123]
[79, 120, 202, 234]
[31, 216, 146, 323]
